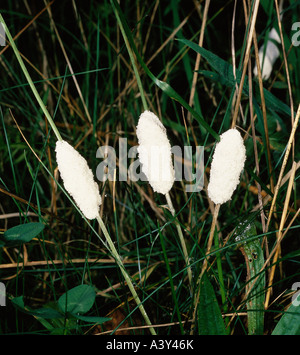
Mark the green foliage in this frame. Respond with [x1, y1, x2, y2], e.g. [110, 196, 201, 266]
[0, 222, 44, 247]
[234, 214, 265, 335]
[197, 274, 226, 335]
[0, 0, 299, 335]
[58, 284, 96, 314]
[179, 38, 291, 118]
[272, 303, 300, 335]
[11, 285, 110, 334]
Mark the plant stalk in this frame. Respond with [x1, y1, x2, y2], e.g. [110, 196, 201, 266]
[110, 0, 148, 111]
[96, 214, 156, 335]
[201, 203, 221, 277]
[165, 192, 193, 290]
[191, 202, 220, 333]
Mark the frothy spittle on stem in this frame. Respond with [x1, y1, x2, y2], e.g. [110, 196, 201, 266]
[253, 28, 281, 80]
[136, 110, 175, 195]
[208, 129, 246, 205]
[55, 140, 156, 333]
[136, 111, 193, 290]
[193, 129, 246, 330]
[55, 140, 101, 220]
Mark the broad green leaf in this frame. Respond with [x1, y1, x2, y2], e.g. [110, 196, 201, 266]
[29, 307, 63, 319]
[11, 296, 62, 319]
[58, 284, 96, 315]
[272, 303, 300, 335]
[11, 296, 26, 311]
[1, 222, 44, 246]
[198, 274, 226, 335]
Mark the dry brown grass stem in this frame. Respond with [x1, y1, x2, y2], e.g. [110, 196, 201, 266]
[275, 0, 295, 160]
[265, 161, 297, 308]
[266, 104, 300, 232]
[44, 0, 93, 125]
[247, 60, 266, 232]
[188, 0, 211, 118]
[231, 0, 260, 129]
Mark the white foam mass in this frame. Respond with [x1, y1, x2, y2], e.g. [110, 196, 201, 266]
[208, 129, 246, 205]
[253, 28, 281, 80]
[55, 140, 101, 219]
[136, 111, 175, 195]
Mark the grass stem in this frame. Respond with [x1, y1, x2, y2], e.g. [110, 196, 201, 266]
[165, 192, 193, 290]
[110, 0, 148, 111]
[96, 214, 156, 335]
[191, 202, 220, 333]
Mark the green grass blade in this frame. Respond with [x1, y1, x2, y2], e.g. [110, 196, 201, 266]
[235, 215, 265, 335]
[197, 273, 226, 335]
[272, 303, 300, 335]
[178, 38, 291, 117]
[109, 0, 219, 141]
[159, 224, 184, 334]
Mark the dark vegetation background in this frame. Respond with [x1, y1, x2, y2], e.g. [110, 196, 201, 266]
[0, 0, 299, 334]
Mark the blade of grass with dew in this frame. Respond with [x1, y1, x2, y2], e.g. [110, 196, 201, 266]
[234, 215, 265, 335]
